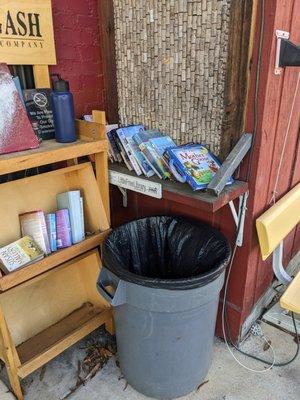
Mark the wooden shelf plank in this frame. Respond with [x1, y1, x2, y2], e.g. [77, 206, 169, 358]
[0, 139, 108, 176]
[109, 163, 248, 213]
[17, 303, 111, 378]
[0, 231, 111, 292]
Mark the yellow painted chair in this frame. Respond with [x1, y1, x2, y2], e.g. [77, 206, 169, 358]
[256, 182, 300, 314]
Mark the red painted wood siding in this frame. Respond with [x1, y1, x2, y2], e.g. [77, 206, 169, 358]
[240, 0, 300, 319]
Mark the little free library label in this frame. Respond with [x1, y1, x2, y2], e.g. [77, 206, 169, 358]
[0, 0, 56, 65]
[109, 170, 163, 199]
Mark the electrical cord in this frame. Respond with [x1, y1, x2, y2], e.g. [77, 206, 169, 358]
[222, 0, 300, 370]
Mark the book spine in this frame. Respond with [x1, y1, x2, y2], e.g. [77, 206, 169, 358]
[107, 131, 122, 162]
[46, 213, 57, 252]
[41, 212, 51, 254]
[113, 133, 133, 170]
[117, 129, 142, 175]
[80, 197, 85, 240]
[56, 209, 72, 249]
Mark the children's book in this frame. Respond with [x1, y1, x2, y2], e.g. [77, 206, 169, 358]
[112, 130, 133, 171]
[19, 210, 51, 255]
[132, 129, 166, 179]
[0, 63, 39, 155]
[148, 136, 176, 179]
[132, 129, 163, 146]
[107, 128, 122, 162]
[165, 144, 233, 191]
[124, 126, 155, 177]
[0, 236, 44, 274]
[116, 126, 142, 175]
[117, 126, 154, 176]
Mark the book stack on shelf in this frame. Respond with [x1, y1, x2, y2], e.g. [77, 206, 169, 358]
[0, 190, 86, 275]
[107, 124, 232, 191]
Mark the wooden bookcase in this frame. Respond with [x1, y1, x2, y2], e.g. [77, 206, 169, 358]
[0, 117, 113, 400]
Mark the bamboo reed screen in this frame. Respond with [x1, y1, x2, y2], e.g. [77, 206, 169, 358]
[113, 0, 231, 155]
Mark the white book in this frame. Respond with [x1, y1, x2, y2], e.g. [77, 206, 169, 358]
[57, 191, 84, 244]
[19, 210, 51, 255]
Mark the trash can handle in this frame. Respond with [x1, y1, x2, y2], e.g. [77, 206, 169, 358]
[98, 280, 114, 301]
[97, 268, 126, 306]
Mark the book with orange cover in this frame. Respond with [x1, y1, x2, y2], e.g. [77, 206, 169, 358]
[0, 63, 39, 155]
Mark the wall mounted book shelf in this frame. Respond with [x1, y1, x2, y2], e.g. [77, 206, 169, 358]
[0, 105, 112, 399]
[109, 162, 248, 213]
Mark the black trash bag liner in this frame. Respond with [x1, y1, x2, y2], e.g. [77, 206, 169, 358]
[102, 216, 231, 290]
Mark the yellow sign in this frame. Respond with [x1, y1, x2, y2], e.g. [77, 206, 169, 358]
[0, 0, 56, 65]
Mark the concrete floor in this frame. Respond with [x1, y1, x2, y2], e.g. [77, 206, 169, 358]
[0, 321, 299, 400]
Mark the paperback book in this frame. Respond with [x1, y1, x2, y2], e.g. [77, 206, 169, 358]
[19, 210, 51, 255]
[116, 126, 143, 176]
[55, 209, 72, 249]
[46, 213, 57, 252]
[112, 130, 133, 171]
[107, 127, 122, 162]
[0, 236, 44, 274]
[57, 191, 85, 244]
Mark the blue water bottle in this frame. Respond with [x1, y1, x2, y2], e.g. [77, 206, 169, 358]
[51, 74, 76, 143]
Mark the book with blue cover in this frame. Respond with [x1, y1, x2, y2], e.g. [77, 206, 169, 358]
[112, 130, 133, 171]
[46, 213, 57, 252]
[165, 144, 233, 191]
[133, 129, 167, 179]
[116, 126, 142, 175]
[57, 191, 85, 244]
[148, 135, 176, 179]
[117, 125, 154, 177]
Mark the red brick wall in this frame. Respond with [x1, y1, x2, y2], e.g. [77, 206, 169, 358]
[49, 0, 105, 117]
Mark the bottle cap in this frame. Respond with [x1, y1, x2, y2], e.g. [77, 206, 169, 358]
[51, 74, 70, 92]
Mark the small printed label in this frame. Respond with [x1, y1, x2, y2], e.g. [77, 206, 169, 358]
[109, 171, 162, 199]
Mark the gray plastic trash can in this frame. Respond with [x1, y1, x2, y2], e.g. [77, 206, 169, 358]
[97, 216, 231, 399]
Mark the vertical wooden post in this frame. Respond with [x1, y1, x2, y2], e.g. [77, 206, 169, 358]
[94, 151, 110, 226]
[92, 110, 110, 224]
[0, 306, 23, 400]
[33, 65, 51, 88]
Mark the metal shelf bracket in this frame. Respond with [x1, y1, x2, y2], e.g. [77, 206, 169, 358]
[118, 186, 128, 207]
[229, 191, 249, 247]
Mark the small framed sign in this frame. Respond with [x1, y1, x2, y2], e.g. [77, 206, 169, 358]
[0, 0, 56, 65]
[109, 170, 163, 199]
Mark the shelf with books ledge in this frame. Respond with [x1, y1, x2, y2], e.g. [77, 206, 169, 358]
[0, 230, 110, 291]
[0, 138, 108, 175]
[109, 162, 248, 213]
[0, 162, 110, 288]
